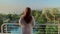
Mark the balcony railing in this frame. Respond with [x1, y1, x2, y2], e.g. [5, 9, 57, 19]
[1, 23, 59, 34]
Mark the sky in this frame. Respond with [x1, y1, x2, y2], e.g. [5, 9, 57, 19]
[0, 0, 60, 14]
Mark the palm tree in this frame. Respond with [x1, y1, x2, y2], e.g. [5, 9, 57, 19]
[42, 8, 59, 34]
[50, 8, 59, 24]
[42, 8, 59, 23]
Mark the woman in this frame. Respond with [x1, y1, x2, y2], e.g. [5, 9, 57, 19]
[19, 7, 35, 34]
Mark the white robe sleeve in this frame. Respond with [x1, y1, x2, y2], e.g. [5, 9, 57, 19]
[19, 17, 27, 27]
[19, 18, 21, 26]
[19, 18, 24, 27]
[31, 16, 35, 28]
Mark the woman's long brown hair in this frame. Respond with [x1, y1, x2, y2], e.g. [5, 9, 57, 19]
[23, 7, 32, 24]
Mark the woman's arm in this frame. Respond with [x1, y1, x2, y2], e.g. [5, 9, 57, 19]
[19, 18, 22, 26]
[19, 18, 24, 27]
[31, 16, 35, 28]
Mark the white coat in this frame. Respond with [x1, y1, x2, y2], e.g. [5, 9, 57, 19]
[19, 16, 35, 34]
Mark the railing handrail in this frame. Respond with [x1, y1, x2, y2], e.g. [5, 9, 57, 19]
[1, 23, 59, 33]
[1, 23, 19, 33]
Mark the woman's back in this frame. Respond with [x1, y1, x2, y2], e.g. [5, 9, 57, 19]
[19, 16, 35, 34]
